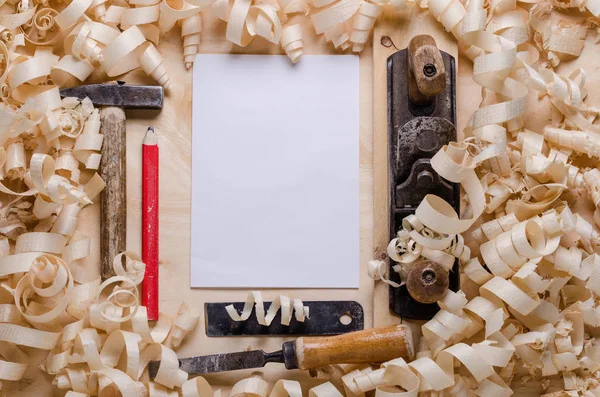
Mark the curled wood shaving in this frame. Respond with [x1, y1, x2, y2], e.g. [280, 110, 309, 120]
[281, 23, 303, 63]
[22, 7, 61, 45]
[584, 168, 600, 208]
[385, 214, 471, 281]
[545, 126, 600, 159]
[349, 0, 387, 52]
[65, 21, 120, 64]
[42, 254, 203, 395]
[0, 0, 400, 69]
[180, 13, 202, 69]
[100, 25, 172, 89]
[225, 0, 282, 47]
[278, 0, 309, 14]
[312, 0, 360, 35]
[226, 291, 310, 326]
[367, 259, 402, 287]
[530, 3, 588, 67]
[0, 41, 8, 82]
[4, 4, 172, 86]
[324, 25, 351, 50]
[550, 0, 600, 16]
[159, 0, 208, 37]
[139, 43, 172, 90]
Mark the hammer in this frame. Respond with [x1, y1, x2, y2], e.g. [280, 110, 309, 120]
[60, 82, 164, 279]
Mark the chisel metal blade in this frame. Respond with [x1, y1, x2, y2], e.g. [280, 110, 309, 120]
[148, 350, 283, 379]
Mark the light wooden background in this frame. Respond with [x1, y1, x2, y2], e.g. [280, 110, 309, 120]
[14, 5, 600, 396]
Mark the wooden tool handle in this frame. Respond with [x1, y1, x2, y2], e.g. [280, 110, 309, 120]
[407, 34, 446, 105]
[294, 324, 414, 370]
[100, 106, 127, 279]
[406, 260, 449, 304]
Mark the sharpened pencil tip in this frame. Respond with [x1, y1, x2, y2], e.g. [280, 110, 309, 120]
[143, 126, 158, 145]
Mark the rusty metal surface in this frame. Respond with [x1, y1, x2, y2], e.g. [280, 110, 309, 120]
[205, 301, 364, 336]
[149, 342, 298, 378]
[387, 48, 460, 320]
[59, 82, 164, 109]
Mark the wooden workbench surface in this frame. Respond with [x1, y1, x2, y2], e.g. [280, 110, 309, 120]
[22, 6, 600, 397]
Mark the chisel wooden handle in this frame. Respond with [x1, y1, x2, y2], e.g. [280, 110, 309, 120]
[294, 324, 414, 370]
[100, 106, 127, 279]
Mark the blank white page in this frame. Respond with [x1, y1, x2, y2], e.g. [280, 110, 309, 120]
[191, 54, 359, 288]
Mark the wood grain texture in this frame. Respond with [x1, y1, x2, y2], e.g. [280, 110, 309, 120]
[100, 106, 127, 279]
[295, 324, 413, 370]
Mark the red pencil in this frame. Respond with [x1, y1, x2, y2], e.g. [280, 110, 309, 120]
[142, 126, 159, 320]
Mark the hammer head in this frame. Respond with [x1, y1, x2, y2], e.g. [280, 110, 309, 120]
[59, 82, 164, 110]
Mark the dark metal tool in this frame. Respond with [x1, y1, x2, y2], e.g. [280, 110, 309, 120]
[59, 83, 164, 109]
[148, 324, 414, 379]
[60, 82, 164, 279]
[205, 300, 364, 336]
[387, 35, 459, 320]
[154, 347, 299, 377]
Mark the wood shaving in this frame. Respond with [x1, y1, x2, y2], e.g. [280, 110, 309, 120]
[280, 24, 303, 62]
[367, 259, 402, 287]
[22, 7, 61, 45]
[530, 3, 588, 67]
[349, 0, 387, 52]
[180, 13, 203, 69]
[0, 0, 553, 72]
[0, 239, 203, 394]
[226, 291, 310, 326]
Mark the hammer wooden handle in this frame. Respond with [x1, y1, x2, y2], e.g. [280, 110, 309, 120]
[294, 324, 414, 370]
[100, 106, 127, 279]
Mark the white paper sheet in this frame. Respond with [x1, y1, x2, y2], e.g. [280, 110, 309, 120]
[191, 54, 359, 288]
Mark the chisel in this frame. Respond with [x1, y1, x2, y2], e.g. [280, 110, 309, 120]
[148, 324, 413, 378]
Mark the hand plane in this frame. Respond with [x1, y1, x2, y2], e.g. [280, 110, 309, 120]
[387, 35, 460, 320]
